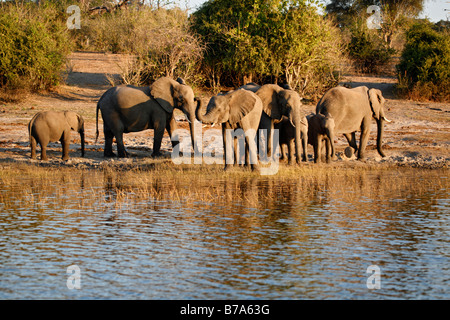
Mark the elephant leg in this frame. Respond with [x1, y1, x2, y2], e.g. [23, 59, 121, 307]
[234, 136, 241, 166]
[325, 138, 332, 163]
[314, 138, 322, 164]
[245, 129, 259, 171]
[288, 140, 295, 164]
[301, 133, 308, 162]
[267, 121, 274, 159]
[279, 143, 285, 161]
[103, 125, 116, 157]
[344, 132, 358, 153]
[30, 135, 37, 159]
[244, 141, 249, 167]
[115, 131, 128, 158]
[222, 125, 233, 170]
[166, 115, 179, 149]
[40, 141, 49, 161]
[60, 130, 70, 161]
[151, 123, 165, 158]
[358, 121, 371, 160]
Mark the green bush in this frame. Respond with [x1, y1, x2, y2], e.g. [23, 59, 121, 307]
[397, 21, 450, 101]
[0, 2, 72, 92]
[347, 19, 395, 74]
[190, 0, 344, 98]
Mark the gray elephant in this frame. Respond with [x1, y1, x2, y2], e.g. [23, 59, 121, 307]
[273, 115, 308, 164]
[28, 110, 85, 161]
[95, 77, 198, 158]
[316, 86, 391, 160]
[245, 84, 306, 164]
[195, 89, 263, 171]
[307, 113, 335, 163]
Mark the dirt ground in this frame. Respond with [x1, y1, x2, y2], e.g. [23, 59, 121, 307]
[0, 52, 448, 170]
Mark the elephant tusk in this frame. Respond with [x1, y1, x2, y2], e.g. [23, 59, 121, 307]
[211, 123, 216, 127]
[382, 116, 392, 123]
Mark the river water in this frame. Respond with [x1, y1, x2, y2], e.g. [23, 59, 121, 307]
[0, 167, 448, 299]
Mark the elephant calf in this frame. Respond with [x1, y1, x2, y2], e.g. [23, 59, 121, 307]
[273, 115, 308, 163]
[28, 110, 85, 161]
[307, 113, 335, 163]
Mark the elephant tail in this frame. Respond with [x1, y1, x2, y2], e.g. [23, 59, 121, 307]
[28, 112, 39, 139]
[95, 101, 100, 144]
[96, 87, 114, 143]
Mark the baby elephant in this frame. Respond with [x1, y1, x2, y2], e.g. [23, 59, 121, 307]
[273, 115, 308, 163]
[28, 111, 85, 161]
[307, 113, 335, 163]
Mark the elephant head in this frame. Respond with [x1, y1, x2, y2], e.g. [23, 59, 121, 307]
[64, 111, 85, 157]
[195, 89, 259, 126]
[256, 84, 302, 126]
[150, 77, 199, 153]
[367, 88, 391, 157]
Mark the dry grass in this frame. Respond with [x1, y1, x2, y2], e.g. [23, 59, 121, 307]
[0, 161, 447, 216]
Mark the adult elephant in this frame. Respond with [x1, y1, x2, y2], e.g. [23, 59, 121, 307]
[195, 89, 263, 171]
[250, 84, 307, 164]
[95, 77, 198, 158]
[316, 86, 391, 160]
[28, 110, 85, 161]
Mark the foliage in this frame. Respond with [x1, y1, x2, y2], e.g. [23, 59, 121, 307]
[78, 6, 204, 85]
[347, 18, 396, 73]
[190, 0, 344, 98]
[326, 0, 424, 47]
[397, 21, 450, 101]
[0, 1, 72, 91]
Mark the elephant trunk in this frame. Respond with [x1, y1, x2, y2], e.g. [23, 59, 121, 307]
[326, 126, 335, 159]
[188, 112, 199, 154]
[289, 110, 304, 163]
[195, 98, 219, 125]
[376, 118, 386, 157]
[79, 129, 85, 157]
[288, 109, 296, 128]
[324, 115, 335, 160]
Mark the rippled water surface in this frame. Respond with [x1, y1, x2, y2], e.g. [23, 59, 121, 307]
[0, 167, 448, 299]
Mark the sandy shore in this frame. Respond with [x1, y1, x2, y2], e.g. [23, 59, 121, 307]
[0, 52, 448, 170]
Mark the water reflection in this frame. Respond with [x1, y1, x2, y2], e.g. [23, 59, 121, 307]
[0, 167, 448, 299]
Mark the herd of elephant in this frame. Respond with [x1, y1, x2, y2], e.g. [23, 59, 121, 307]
[28, 76, 391, 168]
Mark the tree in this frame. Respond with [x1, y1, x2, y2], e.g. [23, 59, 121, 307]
[326, 0, 424, 47]
[191, 0, 344, 97]
[397, 21, 450, 101]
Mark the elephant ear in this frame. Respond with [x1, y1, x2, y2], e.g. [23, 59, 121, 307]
[64, 111, 83, 131]
[150, 77, 176, 114]
[228, 89, 259, 125]
[368, 88, 384, 120]
[257, 84, 282, 120]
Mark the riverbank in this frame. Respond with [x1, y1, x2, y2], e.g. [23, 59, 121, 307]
[0, 52, 449, 172]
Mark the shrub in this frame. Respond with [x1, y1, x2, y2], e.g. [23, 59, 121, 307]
[0, 2, 72, 93]
[347, 18, 396, 74]
[190, 0, 344, 98]
[397, 21, 450, 101]
[78, 7, 204, 85]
